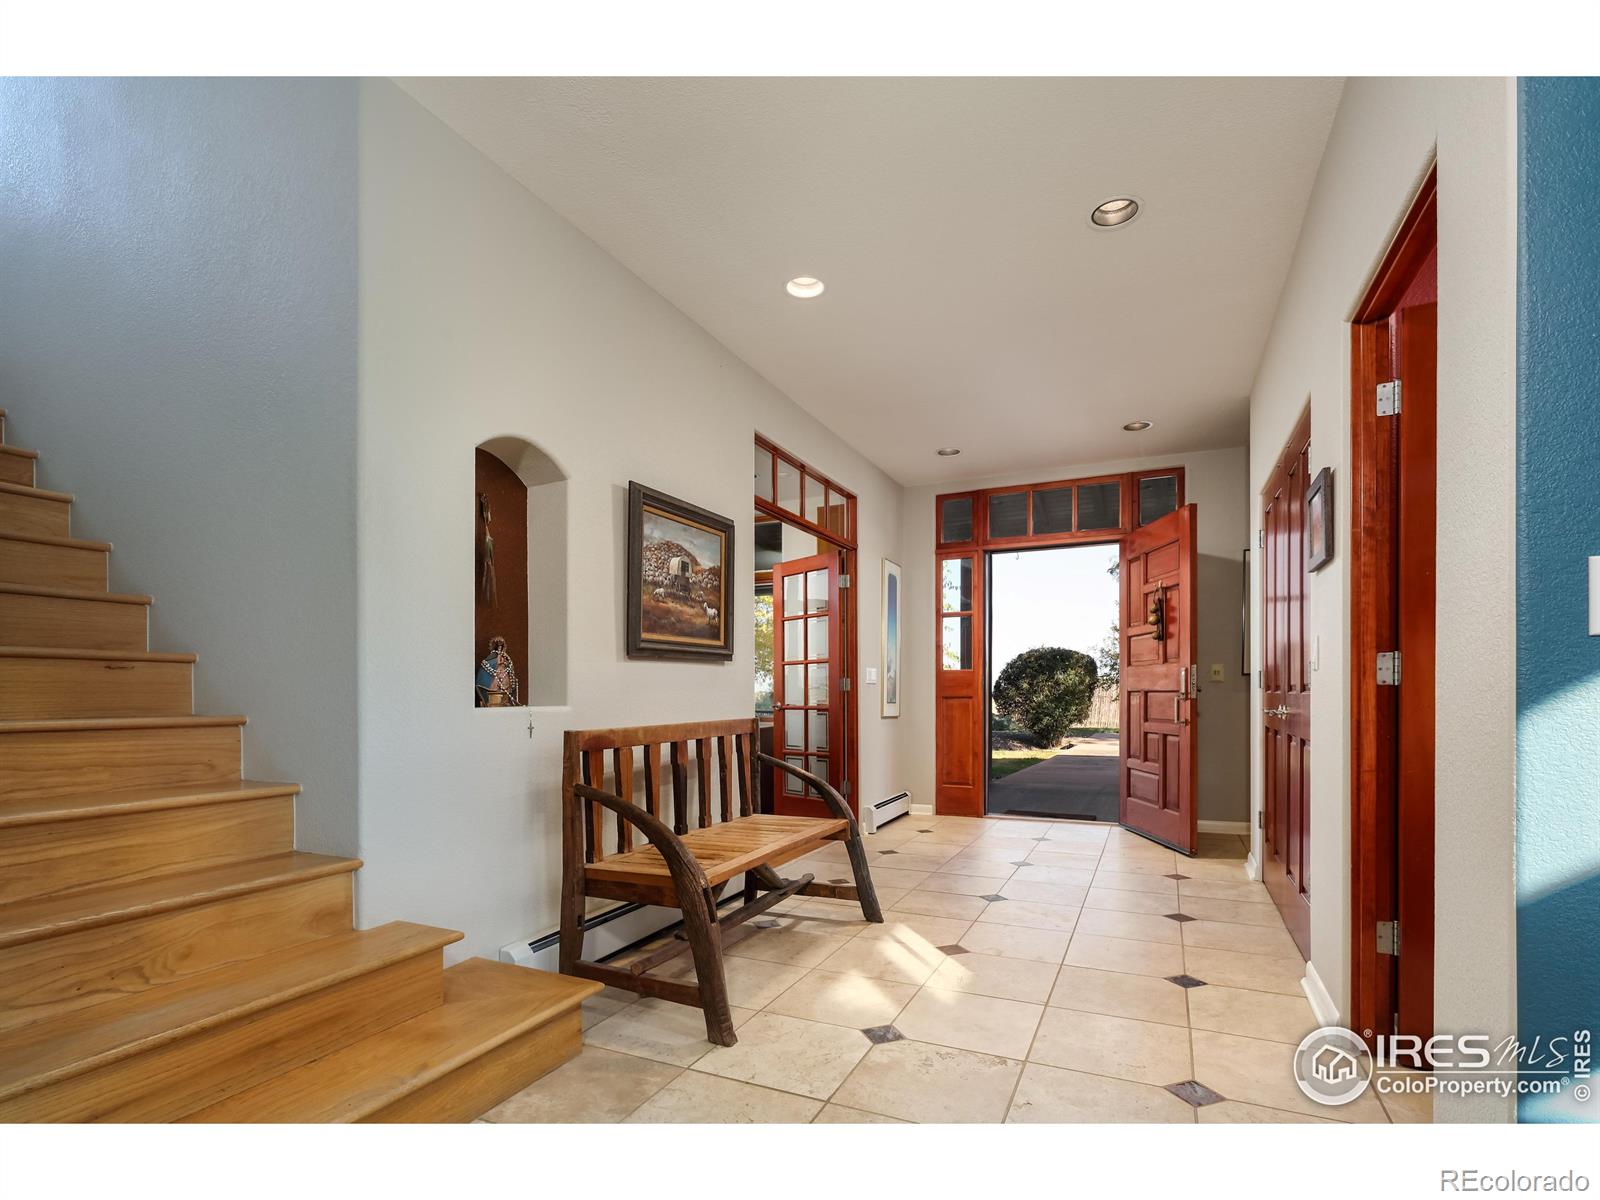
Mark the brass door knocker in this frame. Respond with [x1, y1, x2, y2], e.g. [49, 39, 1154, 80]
[1147, 586, 1167, 642]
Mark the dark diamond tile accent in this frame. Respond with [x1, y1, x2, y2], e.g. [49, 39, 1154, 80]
[1164, 912, 1198, 923]
[918, 828, 934, 833]
[1034, 836, 1052, 841]
[753, 918, 781, 929]
[862, 1024, 905, 1045]
[1165, 1080, 1225, 1107]
[1012, 861, 1032, 867]
[1164, 872, 1191, 881]
[1166, 974, 1208, 989]
[878, 849, 900, 856]
[937, 944, 970, 956]
[830, 878, 851, 885]
[981, 894, 1007, 902]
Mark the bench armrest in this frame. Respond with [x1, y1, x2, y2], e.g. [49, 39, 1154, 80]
[755, 752, 860, 835]
[572, 782, 712, 892]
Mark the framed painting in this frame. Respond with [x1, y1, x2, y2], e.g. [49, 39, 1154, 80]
[626, 482, 735, 660]
[1305, 466, 1334, 572]
[881, 558, 901, 717]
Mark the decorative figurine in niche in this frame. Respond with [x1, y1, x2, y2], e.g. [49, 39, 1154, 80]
[478, 492, 497, 605]
[475, 636, 520, 707]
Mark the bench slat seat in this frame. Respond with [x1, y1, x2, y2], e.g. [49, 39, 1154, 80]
[584, 814, 849, 891]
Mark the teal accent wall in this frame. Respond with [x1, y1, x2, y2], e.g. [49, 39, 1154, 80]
[1516, 75, 1600, 1124]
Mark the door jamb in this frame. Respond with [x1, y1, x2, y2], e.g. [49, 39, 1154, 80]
[1349, 165, 1436, 1047]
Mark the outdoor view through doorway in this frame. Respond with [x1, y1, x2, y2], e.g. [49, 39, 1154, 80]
[987, 543, 1121, 821]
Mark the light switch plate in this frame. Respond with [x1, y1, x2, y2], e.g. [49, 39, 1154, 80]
[1209, 663, 1225, 681]
[864, 667, 879, 685]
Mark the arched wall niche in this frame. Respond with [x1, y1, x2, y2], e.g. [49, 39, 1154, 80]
[474, 437, 569, 708]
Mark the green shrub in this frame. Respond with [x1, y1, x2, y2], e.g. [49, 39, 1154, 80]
[992, 647, 1099, 748]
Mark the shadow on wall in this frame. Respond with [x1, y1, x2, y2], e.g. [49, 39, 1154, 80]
[1196, 551, 1249, 825]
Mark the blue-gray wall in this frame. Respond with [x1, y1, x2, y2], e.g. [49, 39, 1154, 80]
[0, 79, 361, 854]
[1516, 75, 1600, 1123]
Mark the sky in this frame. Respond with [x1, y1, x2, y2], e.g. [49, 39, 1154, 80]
[989, 543, 1120, 677]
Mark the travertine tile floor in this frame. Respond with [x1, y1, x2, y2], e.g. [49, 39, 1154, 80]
[484, 814, 1431, 1124]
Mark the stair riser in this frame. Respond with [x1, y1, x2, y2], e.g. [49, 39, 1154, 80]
[0, 537, 106, 591]
[0, 591, 148, 652]
[0, 723, 241, 803]
[0, 873, 353, 1028]
[0, 951, 444, 1122]
[0, 490, 70, 539]
[0, 657, 193, 720]
[0, 796, 296, 906]
[0, 453, 33, 487]
[367, 1007, 584, 1123]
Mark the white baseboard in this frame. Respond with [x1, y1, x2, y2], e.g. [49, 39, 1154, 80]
[909, 802, 935, 815]
[1198, 819, 1250, 835]
[1244, 850, 1260, 881]
[1302, 960, 1340, 1027]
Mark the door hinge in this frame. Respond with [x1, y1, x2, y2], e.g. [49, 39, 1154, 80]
[841, 780, 852, 797]
[838, 574, 851, 589]
[1257, 528, 1265, 549]
[1257, 809, 1265, 829]
[1376, 651, 1401, 686]
[840, 677, 852, 692]
[1256, 669, 1263, 690]
[1377, 379, 1401, 416]
[1376, 920, 1400, 956]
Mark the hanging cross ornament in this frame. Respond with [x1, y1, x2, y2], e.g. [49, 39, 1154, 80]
[478, 492, 497, 605]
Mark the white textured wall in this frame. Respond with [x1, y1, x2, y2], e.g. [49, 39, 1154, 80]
[1245, 77, 1517, 1122]
[0, 77, 361, 854]
[898, 446, 1252, 825]
[356, 80, 906, 960]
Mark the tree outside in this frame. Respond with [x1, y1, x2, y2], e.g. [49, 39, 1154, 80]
[992, 646, 1100, 748]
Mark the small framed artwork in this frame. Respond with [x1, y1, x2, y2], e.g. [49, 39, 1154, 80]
[1306, 466, 1334, 572]
[881, 558, 902, 718]
[626, 482, 735, 660]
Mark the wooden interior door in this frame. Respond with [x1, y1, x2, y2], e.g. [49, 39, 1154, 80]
[1119, 505, 1198, 854]
[1262, 408, 1312, 958]
[772, 551, 844, 819]
[934, 550, 984, 815]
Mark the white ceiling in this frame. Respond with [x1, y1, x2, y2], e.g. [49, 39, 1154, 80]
[397, 77, 1343, 486]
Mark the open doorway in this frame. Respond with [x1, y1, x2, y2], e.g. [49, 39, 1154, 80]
[986, 543, 1121, 821]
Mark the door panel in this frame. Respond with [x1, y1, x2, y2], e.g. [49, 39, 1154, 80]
[934, 551, 984, 815]
[1262, 407, 1312, 958]
[1119, 505, 1198, 854]
[772, 551, 843, 819]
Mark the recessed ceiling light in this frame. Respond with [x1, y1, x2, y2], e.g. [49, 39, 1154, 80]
[1123, 420, 1153, 432]
[936, 447, 962, 457]
[1090, 197, 1141, 228]
[786, 276, 825, 299]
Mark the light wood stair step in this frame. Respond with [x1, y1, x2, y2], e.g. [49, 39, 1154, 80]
[0, 714, 246, 801]
[0, 530, 110, 591]
[0, 480, 73, 539]
[0, 582, 151, 651]
[0, 922, 462, 1122]
[183, 957, 601, 1123]
[0, 444, 36, 487]
[0, 646, 196, 720]
[0, 781, 301, 905]
[0, 850, 354, 1026]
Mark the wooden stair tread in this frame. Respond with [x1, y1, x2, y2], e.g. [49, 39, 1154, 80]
[0, 645, 195, 663]
[0, 445, 38, 460]
[0, 922, 461, 1100]
[584, 812, 849, 887]
[0, 480, 72, 503]
[0, 851, 360, 950]
[0, 529, 111, 552]
[0, 780, 301, 827]
[0, 582, 150, 605]
[0, 714, 245, 735]
[183, 958, 601, 1122]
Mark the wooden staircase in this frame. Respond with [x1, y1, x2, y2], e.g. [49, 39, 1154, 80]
[0, 406, 598, 1122]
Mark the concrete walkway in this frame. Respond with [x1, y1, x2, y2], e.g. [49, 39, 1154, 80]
[987, 732, 1120, 822]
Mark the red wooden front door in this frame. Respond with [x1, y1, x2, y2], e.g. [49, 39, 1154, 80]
[1119, 505, 1199, 854]
[1262, 408, 1312, 958]
[772, 551, 844, 819]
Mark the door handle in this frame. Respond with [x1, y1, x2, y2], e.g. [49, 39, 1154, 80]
[1264, 706, 1291, 719]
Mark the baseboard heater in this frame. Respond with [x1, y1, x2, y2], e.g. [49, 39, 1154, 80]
[863, 790, 912, 834]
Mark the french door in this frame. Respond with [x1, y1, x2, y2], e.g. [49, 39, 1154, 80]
[772, 551, 844, 819]
[1119, 504, 1199, 854]
[1262, 407, 1312, 958]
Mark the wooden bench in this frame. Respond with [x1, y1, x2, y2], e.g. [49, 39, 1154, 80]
[559, 718, 882, 1046]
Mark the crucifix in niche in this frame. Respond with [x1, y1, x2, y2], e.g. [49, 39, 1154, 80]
[478, 492, 497, 605]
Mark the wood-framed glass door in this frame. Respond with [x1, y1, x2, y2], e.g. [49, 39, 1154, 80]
[934, 549, 984, 815]
[1262, 406, 1312, 958]
[772, 551, 844, 819]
